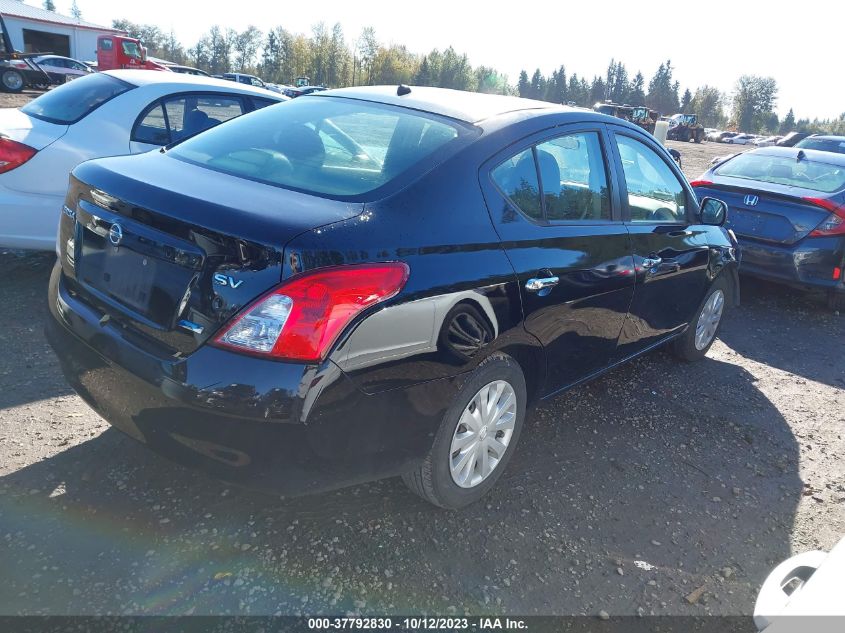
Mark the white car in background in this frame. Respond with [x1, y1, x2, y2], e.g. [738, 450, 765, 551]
[755, 537, 845, 632]
[33, 55, 93, 82]
[725, 133, 756, 145]
[0, 70, 286, 250]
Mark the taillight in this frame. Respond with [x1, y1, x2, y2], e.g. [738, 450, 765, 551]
[10, 60, 27, 69]
[213, 263, 410, 361]
[0, 138, 37, 174]
[689, 180, 713, 188]
[805, 197, 845, 237]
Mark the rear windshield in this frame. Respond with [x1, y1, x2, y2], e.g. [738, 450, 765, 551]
[715, 152, 845, 193]
[168, 96, 471, 199]
[794, 137, 845, 155]
[21, 73, 133, 125]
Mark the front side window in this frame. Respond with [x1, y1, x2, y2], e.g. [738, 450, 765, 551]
[168, 96, 468, 199]
[21, 72, 133, 124]
[536, 132, 610, 221]
[98, 38, 113, 51]
[615, 135, 687, 223]
[122, 41, 141, 59]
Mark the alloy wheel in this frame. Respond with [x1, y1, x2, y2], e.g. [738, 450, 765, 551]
[695, 288, 724, 350]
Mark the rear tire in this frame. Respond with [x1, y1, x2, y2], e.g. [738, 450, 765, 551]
[828, 290, 845, 313]
[694, 130, 703, 143]
[402, 353, 527, 509]
[1, 69, 24, 93]
[672, 276, 730, 362]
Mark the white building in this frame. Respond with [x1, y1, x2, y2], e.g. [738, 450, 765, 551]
[0, 0, 121, 62]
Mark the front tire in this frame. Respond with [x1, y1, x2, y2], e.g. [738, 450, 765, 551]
[1, 69, 24, 93]
[672, 276, 729, 361]
[402, 353, 527, 509]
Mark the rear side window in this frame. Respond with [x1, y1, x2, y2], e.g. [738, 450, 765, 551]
[491, 131, 610, 223]
[169, 97, 468, 199]
[536, 132, 610, 221]
[133, 94, 245, 145]
[21, 73, 132, 124]
[491, 148, 542, 220]
[715, 152, 845, 193]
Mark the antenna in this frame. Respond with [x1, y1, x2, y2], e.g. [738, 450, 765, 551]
[397, 84, 411, 96]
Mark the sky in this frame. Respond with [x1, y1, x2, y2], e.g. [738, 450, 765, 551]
[42, 0, 844, 120]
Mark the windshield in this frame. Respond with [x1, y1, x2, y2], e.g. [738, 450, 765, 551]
[715, 152, 845, 193]
[21, 73, 133, 124]
[794, 137, 845, 155]
[169, 96, 473, 199]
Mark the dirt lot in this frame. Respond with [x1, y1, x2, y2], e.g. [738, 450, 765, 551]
[0, 122, 843, 618]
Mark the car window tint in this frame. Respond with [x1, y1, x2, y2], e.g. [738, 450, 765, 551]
[250, 98, 277, 110]
[616, 135, 686, 223]
[536, 132, 610, 221]
[715, 152, 845, 193]
[20, 72, 133, 124]
[491, 148, 542, 221]
[194, 95, 243, 124]
[169, 97, 467, 198]
[133, 103, 170, 145]
[164, 98, 186, 138]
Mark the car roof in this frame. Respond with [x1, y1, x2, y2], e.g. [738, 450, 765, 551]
[103, 70, 282, 98]
[311, 85, 567, 123]
[805, 135, 845, 142]
[745, 146, 845, 167]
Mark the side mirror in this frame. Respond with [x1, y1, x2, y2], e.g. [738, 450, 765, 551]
[141, 46, 147, 62]
[699, 197, 727, 226]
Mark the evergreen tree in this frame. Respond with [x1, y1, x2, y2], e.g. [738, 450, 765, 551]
[779, 108, 796, 134]
[589, 76, 606, 106]
[43, 0, 56, 12]
[517, 70, 530, 98]
[646, 60, 680, 114]
[70, 1, 82, 19]
[529, 68, 544, 100]
[680, 88, 692, 112]
[627, 72, 646, 105]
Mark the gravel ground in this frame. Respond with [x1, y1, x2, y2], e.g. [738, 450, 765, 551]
[0, 127, 842, 618]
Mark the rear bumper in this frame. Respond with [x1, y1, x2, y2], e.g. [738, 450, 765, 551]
[0, 185, 63, 250]
[46, 263, 457, 496]
[737, 236, 845, 294]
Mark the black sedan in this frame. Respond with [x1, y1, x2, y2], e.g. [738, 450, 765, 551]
[693, 147, 845, 310]
[47, 86, 738, 508]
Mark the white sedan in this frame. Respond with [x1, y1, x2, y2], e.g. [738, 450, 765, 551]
[0, 70, 286, 250]
[725, 133, 756, 145]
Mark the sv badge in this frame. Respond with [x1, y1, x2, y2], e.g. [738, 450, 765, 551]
[213, 273, 244, 289]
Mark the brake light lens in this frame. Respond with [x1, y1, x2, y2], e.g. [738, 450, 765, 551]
[213, 263, 410, 361]
[0, 137, 37, 174]
[689, 180, 713, 188]
[804, 197, 845, 237]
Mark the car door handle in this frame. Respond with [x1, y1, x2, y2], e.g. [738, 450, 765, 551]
[525, 276, 560, 292]
[641, 256, 662, 268]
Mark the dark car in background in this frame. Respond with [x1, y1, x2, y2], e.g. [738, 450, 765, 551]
[46, 86, 738, 508]
[693, 147, 845, 310]
[776, 131, 812, 147]
[794, 135, 845, 155]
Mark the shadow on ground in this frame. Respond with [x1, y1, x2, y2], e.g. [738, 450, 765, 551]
[0, 351, 801, 616]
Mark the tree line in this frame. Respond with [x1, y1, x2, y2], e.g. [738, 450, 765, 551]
[111, 19, 845, 135]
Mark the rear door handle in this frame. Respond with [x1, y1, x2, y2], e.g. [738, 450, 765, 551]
[525, 276, 560, 292]
[641, 256, 662, 268]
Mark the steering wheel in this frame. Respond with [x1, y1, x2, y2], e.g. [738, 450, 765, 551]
[650, 207, 676, 221]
